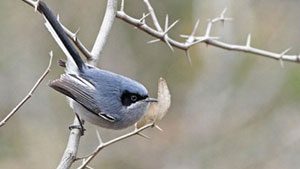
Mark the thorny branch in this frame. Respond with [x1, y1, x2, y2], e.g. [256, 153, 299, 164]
[116, 0, 300, 64]
[0, 52, 53, 127]
[77, 123, 155, 169]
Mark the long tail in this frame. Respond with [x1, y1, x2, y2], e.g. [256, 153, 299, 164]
[38, 1, 85, 72]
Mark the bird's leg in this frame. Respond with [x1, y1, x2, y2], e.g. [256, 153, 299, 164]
[69, 113, 86, 136]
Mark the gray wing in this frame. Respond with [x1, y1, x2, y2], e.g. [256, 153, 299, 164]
[49, 74, 101, 115]
[49, 74, 117, 122]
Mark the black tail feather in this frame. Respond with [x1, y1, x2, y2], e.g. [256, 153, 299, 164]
[38, 1, 85, 71]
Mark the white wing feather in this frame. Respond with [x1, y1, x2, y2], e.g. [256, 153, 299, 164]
[43, 15, 78, 74]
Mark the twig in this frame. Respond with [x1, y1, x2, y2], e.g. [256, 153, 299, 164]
[0, 51, 53, 127]
[60, 24, 93, 60]
[143, 0, 163, 32]
[116, 3, 300, 63]
[22, 0, 117, 66]
[59, 0, 117, 65]
[77, 123, 155, 169]
[56, 117, 82, 169]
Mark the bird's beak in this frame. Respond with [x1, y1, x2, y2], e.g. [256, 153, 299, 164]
[144, 97, 158, 103]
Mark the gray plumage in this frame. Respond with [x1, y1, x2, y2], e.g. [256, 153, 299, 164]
[38, 1, 156, 130]
[50, 67, 152, 129]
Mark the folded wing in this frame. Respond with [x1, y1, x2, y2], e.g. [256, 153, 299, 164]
[49, 74, 101, 115]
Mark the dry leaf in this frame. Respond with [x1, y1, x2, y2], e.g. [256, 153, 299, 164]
[136, 77, 171, 129]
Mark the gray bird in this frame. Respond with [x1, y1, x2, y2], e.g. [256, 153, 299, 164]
[38, 1, 157, 130]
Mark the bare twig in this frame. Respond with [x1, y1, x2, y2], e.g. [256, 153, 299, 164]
[77, 123, 155, 169]
[116, 3, 300, 63]
[56, 117, 82, 169]
[23, 0, 117, 65]
[60, 24, 93, 60]
[0, 51, 53, 127]
[143, 0, 163, 32]
[53, 0, 118, 65]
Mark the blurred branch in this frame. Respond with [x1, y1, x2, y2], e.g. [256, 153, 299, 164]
[77, 123, 155, 169]
[0, 52, 53, 127]
[116, 1, 300, 64]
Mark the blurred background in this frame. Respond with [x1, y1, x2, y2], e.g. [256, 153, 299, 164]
[1, 0, 300, 168]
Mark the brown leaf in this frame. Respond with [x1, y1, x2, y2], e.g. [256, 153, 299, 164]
[136, 77, 171, 129]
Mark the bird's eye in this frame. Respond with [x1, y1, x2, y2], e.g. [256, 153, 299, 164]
[130, 95, 137, 102]
[121, 91, 147, 106]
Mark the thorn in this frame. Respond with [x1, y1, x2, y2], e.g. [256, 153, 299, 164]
[205, 22, 212, 37]
[56, 14, 60, 22]
[164, 36, 174, 52]
[139, 12, 150, 23]
[86, 166, 94, 169]
[72, 28, 80, 41]
[181, 20, 200, 44]
[185, 50, 192, 66]
[164, 19, 179, 34]
[96, 129, 103, 144]
[164, 14, 169, 31]
[74, 28, 80, 36]
[147, 38, 160, 44]
[194, 36, 219, 43]
[246, 34, 251, 47]
[183, 20, 201, 44]
[281, 48, 292, 55]
[155, 125, 164, 132]
[279, 47, 291, 68]
[191, 19, 200, 37]
[221, 7, 227, 17]
[279, 59, 284, 68]
[180, 35, 190, 38]
[34, 0, 40, 12]
[49, 50, 53, 57]
[137, 132, 151, 139]
[134, 123, 138, 130]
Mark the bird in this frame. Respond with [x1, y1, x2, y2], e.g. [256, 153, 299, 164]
[37, 1, 157, 130]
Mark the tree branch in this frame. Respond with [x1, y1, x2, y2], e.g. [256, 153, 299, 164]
[0, 51, 53, 127]
[56, 117, 82, 169]
[89, 0, 118, 65]
[116, 1, 300, 64]
[77, 123, 155, 169]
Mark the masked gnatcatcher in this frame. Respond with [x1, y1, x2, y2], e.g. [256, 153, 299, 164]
[37, 1, 157, 130]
